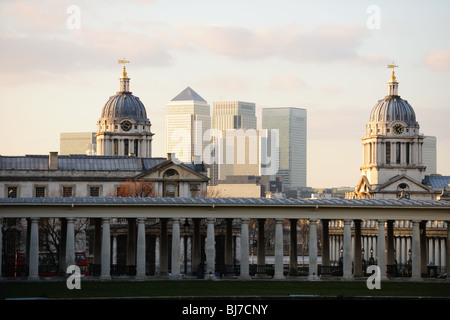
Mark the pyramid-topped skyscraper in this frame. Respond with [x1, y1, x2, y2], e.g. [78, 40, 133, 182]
[166, 87, 210, 163]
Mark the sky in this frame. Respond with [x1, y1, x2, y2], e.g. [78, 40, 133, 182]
[0, 0, 449, 188]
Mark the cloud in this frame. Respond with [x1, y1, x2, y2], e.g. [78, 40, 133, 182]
[267, 73, 308, 91]
[176, 23, 370, 63]
[425, 50, 450, 71]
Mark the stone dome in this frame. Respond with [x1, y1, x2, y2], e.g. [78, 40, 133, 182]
[100, 92, 148, 122]
[369, 96, 417, 126]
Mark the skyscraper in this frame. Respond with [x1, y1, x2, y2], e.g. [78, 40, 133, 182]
[211, 101, 258, 183]
[262, 107, 307, 188]
[166, 87, 211, 163]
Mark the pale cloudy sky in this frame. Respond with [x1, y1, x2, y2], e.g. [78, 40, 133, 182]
[0, 0, 449, 188]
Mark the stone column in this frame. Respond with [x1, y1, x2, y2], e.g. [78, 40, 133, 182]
[343, 219, 352, 280]
[66, 218, 75, 270]
[171, 218, 181, 279]
[28, 217, 40, 280]
[136, 218, 146, 279]
[353, 219, 362, 277]
[100, 218, 111, 280]
[257, 219, 265, 266]
[240, 218, 250, 279]
[446, 222, 450, 282]
[206, 218, 215, 278]
[289, 219, 298, 276]
[274, 218, 285, 279]
[377, 220, 387, 280]
[321, 219, 330, 267]
[308, 219, 319, 280]
[411, 220, 422, 280]
[159, 218, 169, 277]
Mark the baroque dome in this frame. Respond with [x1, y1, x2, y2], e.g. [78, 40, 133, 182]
[369, 97, 417, 126]
[101, 93, 148, 121]
[368, 66, 418, 127]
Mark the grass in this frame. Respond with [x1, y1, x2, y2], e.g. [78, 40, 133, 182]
[1, 279, 450, 299]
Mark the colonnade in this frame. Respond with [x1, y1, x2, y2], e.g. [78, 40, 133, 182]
[1, 197, 450, 282]
[3, 216, 450, 281]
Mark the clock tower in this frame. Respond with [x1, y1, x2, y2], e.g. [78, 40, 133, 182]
[354, 64, 429, 199]
[96, 59, 154, 157]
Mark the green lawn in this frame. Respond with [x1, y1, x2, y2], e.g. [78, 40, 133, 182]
[1, 280, 450, 299]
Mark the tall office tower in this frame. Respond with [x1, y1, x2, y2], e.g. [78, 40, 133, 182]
[166, 87, 211, 163]
[423, 136, 437, 175]
[262, 107, 307, 188]
[60, 132, 97, 155]
[211, 101, 258, 183]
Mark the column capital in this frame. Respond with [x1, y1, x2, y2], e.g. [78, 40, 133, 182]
[207, 217, 215, 223]
[137, 217, 146, 224]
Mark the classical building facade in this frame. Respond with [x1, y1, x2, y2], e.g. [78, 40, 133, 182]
[349, 65, 448, 200]
[0, 60, 210, 276]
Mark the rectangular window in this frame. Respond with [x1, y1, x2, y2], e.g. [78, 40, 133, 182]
[114, 139, 119, 155]
[62, 186, 73, 197]
[385, 142, 391, 164]
[89, 186, 100, 197]
[7, 186, 18, 198]
[124, 139, 129, 155]
[396, 142, 401, 164]
[35, 186, 46, 197]
[406, 142, 410, 164]
[134, 139, 139, 156]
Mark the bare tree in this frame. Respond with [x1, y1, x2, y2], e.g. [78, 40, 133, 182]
[115, 179, 156, 197]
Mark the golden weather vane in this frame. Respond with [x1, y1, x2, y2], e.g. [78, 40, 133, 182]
[387, 62, 398, 82]
[118, 58, 130, 78]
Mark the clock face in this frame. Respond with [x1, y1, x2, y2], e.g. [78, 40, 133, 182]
[121, 121, 132, 132]
[393, 124, 404, 135]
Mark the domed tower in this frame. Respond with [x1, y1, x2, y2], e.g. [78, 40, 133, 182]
[356, 63, 427, 198]
[96, 59, 154, 157]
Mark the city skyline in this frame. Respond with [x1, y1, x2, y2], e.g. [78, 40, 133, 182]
[1, 0, 449, 188]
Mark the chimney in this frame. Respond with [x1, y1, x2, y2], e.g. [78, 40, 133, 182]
[167, 153, 174, 160]
[49, 152, 58, 170]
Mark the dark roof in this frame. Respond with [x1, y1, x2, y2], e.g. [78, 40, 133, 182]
[1, 196, 449, 207]
[171, 87, 206, 102]
[423, 175, 450, 189]
[101, 93, 149, 121]
[0, 155, 167, 171]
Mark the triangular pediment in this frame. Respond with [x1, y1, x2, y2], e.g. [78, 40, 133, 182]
[375, 175, 432, 193]
[135, 160, 208, 181]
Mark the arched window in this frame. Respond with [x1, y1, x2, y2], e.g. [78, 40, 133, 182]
[163, 169, 179, 197]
